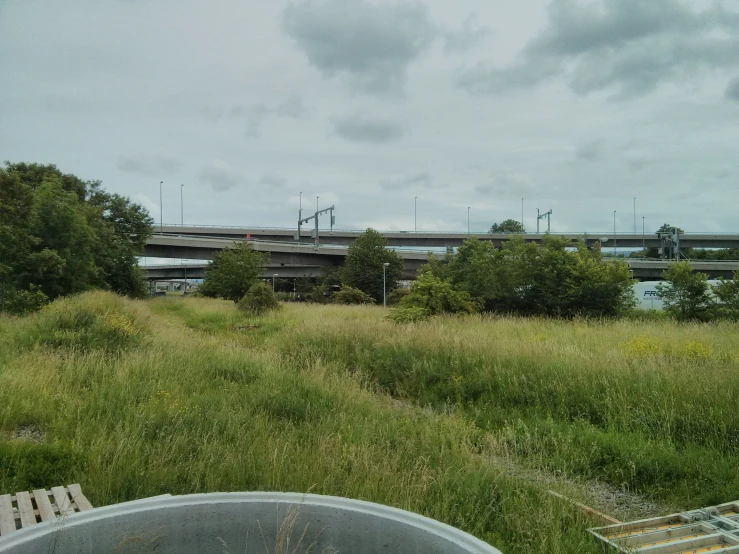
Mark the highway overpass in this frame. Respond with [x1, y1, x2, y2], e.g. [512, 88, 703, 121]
[153, 225, 739, 249]
[143, 236, 739, 281]
[145, 236, 438, 280]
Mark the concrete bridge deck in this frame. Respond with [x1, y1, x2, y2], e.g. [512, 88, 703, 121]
[153, 225, 739, 249]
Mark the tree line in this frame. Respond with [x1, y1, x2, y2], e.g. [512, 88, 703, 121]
[0, 162, 153, 314]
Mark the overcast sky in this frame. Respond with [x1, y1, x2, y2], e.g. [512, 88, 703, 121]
[2, 0, 738, 234]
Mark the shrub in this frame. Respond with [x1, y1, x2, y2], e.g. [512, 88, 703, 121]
[400, 270, 478, 316]
[712, 272, 739, 320]
[238, 282, 281, 316]
[3, 285, 49, 315]
[387, 287, 410, 306]
[385, 306, 430, 324]
[657, 262, 714, 322]
[15, 291, 146, 352]
[333, 286, 376, 305]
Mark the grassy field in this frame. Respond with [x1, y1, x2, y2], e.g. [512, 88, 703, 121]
[2, 292, 739, 552]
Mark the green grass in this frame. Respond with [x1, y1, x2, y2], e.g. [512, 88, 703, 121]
[3, 294, 739, 552]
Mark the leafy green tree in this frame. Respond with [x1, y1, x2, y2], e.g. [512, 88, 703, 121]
[238, 282, 281, 315]
[200, 242, 267, 302]
[439, 236, 635, 317]
[341, 229, 404, 303]
[490, 219, 525, 233]
[657, 223, 683, 235]
[565, 243, 636, 317]
[0, 162, 153, 308]
[712, 271, 739, 320]
[657, 262, 714, 321]
[399, 270, 478, 315]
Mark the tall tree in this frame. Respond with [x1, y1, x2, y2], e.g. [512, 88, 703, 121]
[490, 219, 525, 233]
[341, 229, 404, 303]
[657, 262, 714, 321]
[200, 242, 267, 302]
[0, 162, 153, 311]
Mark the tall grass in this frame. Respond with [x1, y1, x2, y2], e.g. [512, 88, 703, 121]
[4, 295, 738, 551]
[0, 293, 600, 553]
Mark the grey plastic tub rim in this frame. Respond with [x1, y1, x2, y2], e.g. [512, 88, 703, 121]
[0, 492, 502, 553]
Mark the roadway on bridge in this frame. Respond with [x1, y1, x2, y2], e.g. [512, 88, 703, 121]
[153, 225, 739, 249]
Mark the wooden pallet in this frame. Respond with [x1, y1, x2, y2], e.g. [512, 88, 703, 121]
[0, 484, 93, 536]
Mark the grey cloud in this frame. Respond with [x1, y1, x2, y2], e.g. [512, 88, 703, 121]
[283, 0, 437, 95]
[199, 160, 245, 192]
[117, 154, 181, 176]
[726, 77, 739, 102]
[333, 114, 405, 143]
[575, 140, 603, 162]
[475, 172, 538, 195]
[458, 0, 739, 98]
[444, 15, 490, 54]
[379, 172, 432, 191]
[259, 173, 287, 188]
[205, 96, 307, 137]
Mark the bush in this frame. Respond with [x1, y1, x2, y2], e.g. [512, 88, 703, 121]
[15, 291, 146, 352]
[400, 271, 478, 316]
[238, 282, 281, 316]
[657, 262, 714, 322]
[387, 287, 410, 306]
[712, 272, 739, 320]
[3, 285, 49, 315]
[333, 286, 376, 305]
[385, 306, 430, 324]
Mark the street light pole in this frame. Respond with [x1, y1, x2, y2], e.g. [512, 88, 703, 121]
[181, 184, 184, 226]
[521, 198, 524, 232]
[383, 262, 390, 308]
[633, 197, 636, 234]
[613, 210, 617, 256]
[414, 196, 417, 233]
[159, 181, 163, 233]
[467, 206, 470, 235]
[642, 216, 645, 252]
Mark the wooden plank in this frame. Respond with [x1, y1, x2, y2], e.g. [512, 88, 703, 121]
[548, 490, 622, 525]
[67, 484, 93, 511]
[15, 491, 37, 528]
[0, 494, 16, 536]
[33, 490, 56, 522]
[51, 486, 73, 517]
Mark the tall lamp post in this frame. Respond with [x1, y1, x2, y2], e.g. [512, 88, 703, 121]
[521, 198, 524, 231]
[467, 206, 470, 235]
[181, 185, 184, 226]
[159, 181, 163, 233]
[633, 197, 636, 234]
[642, 216, 646, 252]
[383, 262, 390, 308]
[414, 196, 417, 233]
[613, 210, 617, 256]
